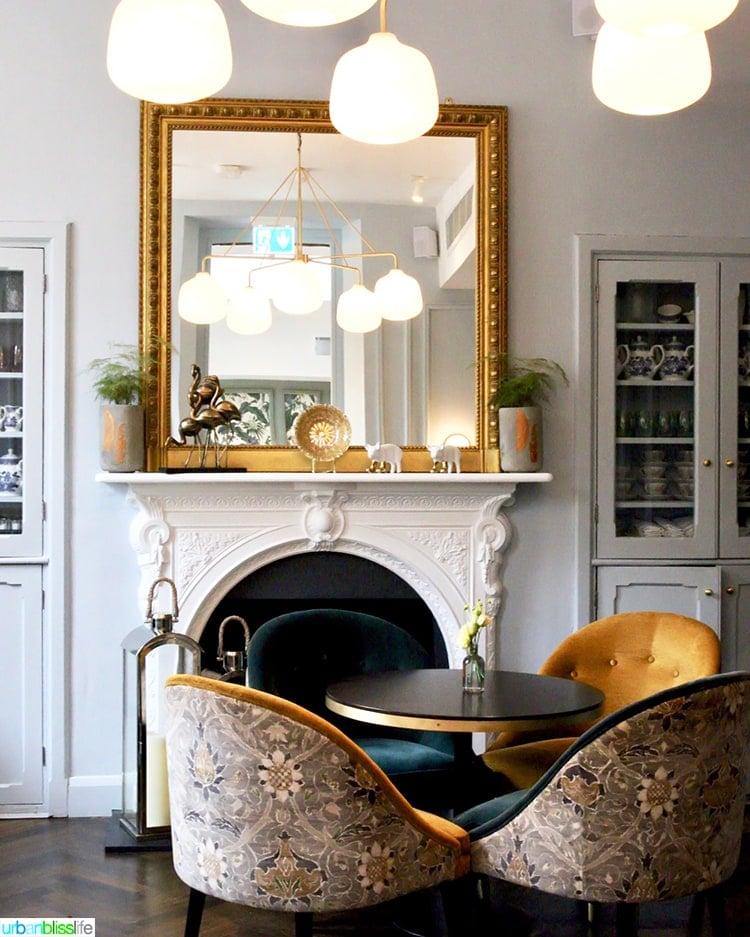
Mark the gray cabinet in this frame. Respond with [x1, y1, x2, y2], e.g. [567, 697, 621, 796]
[593, 254, 750, 649]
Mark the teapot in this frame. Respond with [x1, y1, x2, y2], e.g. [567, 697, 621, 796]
[616, 335, 665, 381]
[661, 335, 695, 381]
[0, 447, 22, 494]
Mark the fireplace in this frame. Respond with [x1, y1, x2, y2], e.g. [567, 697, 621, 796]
[100, 471, 551, 668]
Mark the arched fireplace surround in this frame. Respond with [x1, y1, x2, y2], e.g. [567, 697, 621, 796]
[100, 472, 551, 669]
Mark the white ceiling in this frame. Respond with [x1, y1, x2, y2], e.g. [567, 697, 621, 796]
[172, 129, 476, 207]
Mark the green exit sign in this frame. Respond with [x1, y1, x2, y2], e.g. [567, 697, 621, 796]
[254, 225, 295, 256]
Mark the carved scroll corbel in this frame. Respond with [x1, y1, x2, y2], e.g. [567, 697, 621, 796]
[300, 490, 348, 549]
[474, 491, 515, 622]
[126, 491, 172, 609]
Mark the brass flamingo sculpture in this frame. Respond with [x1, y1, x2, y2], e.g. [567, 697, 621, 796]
[166, 365, 241, 467]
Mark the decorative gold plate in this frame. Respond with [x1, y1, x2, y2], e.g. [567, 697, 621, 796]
[292, 404, 352, 465]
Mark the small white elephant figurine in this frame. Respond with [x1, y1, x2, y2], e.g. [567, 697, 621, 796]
[365, 442, 403, 473]
[428, 443, 461, 474]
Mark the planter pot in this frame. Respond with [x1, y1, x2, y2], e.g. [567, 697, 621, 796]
[498, 405, 542, 472]
[100, 404, 145, 472]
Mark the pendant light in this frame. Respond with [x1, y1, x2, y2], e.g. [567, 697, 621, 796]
[336, 285, 382, 333]
[239, 0, 377, 27]
[178, 134, 423, 333]
[106, 0, 232, 104]
[592, 24, 712, 116]
[594, 0, 738, 37]
[329, 0, 439, 145]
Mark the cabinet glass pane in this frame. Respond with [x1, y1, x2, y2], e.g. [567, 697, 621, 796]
[737, 282, 750, 537]
[0, 268, 24, 538]
[614, 280, 696, 540]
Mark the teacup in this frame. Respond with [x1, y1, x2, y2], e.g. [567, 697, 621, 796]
[675, 448, 693, 463]
[674, 464, 694, 480]
[1, 405, 22, 431]
[643, 480, 668, 498]
[639, 463, 667, 479]
[615, 481, 632, 499]
[643, 448, 666, 463]
[675, 481, 695, 499]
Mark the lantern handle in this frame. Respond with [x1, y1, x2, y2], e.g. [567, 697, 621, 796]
[145, 577, 179, 623]
[217, 615, 250, 660]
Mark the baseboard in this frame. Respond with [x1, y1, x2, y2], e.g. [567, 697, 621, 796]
[67, 774, 121, 817]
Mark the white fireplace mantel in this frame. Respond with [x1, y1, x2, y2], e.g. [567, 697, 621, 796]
[98, 471, 552, 667]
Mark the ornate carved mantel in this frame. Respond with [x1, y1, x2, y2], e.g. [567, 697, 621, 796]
[97, 472, 551, 668]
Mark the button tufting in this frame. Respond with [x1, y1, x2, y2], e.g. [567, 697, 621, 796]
[609, 658, 617, 666]
[648, 655, 655, 663]
[673, 669, 680, 677]
[570, 670, 578, 678]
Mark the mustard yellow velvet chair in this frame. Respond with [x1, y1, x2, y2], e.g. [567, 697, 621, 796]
[482, 611, 721, 791]
[163, 674, 471, 937]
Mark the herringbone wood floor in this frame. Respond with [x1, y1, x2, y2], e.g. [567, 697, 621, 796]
[0, 815, 748, 936]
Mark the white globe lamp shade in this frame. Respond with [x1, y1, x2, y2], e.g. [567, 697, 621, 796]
[592, 25, 712, 116]
[226, 288, 273, 334]
[271, 260, 323, 315]
[330, 32, 439, 144]
[107, 0, 232, 103]
[336, 285, 382, 333]
[239, 0, 377, 26]
[178, 272, 228, 324]
[595, 0, 738, 37]
[375, 269, 423, 321]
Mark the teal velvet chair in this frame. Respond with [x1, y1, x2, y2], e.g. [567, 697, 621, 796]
[245, 608, 457, 809]
[454, 671, 750, 937]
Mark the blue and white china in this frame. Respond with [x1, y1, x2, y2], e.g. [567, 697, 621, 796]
[661, 336, 694, 381]
[617, 336, 665, 381]
[0, 447, 23, 494]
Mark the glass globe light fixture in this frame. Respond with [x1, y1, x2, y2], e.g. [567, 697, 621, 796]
[374, 269, 423, 321]
[330, 31, 439, 145]
[239, 0, 377, 26]
[336, 285, 382, 333]
[226, 288, 273, 334]
[177, 272, 228, 324]
[595, 0, 738, 37]
[592, 25, 712, 116]
[106, 0, 232, 104]
[270, 259, 323, 315]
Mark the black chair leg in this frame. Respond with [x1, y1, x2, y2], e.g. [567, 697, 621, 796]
[687, 892, 706, 937]
[294, 911, 313, 937]
[706, 884, 729, 937]
[615, 903, 639, 937]
[184, 888, 206, 937]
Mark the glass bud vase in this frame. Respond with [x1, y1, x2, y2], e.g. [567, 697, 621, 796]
[462, 642, 485, 694]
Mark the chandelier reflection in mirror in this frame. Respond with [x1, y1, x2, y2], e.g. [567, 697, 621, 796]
[177, 132, 424, 335]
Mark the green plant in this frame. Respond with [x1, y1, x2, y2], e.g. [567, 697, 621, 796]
[488, 355, 568, 409]
[88, 343, 157, 406]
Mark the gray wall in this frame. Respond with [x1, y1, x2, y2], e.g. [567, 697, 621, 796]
[1, 0, 749, 814]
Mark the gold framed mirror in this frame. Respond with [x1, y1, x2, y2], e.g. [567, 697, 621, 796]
[140, 98, 507, 472]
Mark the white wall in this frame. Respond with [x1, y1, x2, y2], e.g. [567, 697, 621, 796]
[1, 0, 749, 815]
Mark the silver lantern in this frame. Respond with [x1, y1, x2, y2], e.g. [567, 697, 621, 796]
[119, 577, 201, 844]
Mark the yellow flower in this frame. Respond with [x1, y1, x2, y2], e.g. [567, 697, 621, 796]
[458, 599, 492, 650]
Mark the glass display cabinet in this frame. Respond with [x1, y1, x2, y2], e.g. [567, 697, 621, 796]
[0, 249, 43, 557]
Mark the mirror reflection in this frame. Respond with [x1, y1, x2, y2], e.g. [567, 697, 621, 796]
[141, 100, 507, 471]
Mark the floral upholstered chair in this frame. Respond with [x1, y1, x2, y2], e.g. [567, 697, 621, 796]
[482, 611, 721, 791]
[456, 671, 750, 937]
[163, 674, 471, 937]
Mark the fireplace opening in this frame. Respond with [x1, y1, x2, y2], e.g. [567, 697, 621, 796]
[198, 551, 447, 673]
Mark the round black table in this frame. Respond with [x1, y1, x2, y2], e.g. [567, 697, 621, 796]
[325, 668, 604, 735]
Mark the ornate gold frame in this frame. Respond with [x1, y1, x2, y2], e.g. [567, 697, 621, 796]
[140, 98, 508, 472]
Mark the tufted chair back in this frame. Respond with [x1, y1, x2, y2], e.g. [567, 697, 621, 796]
[164, 675, 470, 937]
[459, 671, 750, 935]
[482, 612, 721, 791]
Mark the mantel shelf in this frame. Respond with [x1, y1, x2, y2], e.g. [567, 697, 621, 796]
[96, 471, 553, 488]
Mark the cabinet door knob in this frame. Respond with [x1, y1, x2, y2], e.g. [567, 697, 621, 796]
[703, 459, 712, 467]
[704, 588, 714, 596]
[725, 459, 735, 467]
[726, 586, 736, 595]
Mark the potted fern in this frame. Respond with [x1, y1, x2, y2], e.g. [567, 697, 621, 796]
[488, 355, 568, 472]
[89, 343, 155, 472]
